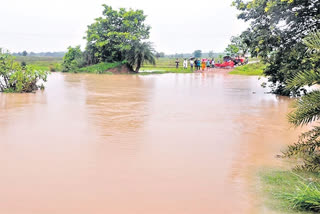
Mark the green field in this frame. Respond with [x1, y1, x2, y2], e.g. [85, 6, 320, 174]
[15, 56, 62, 71]
[141, 57, 208, 74]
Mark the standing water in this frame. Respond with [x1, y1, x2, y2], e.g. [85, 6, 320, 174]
[0, 72, 300, 214]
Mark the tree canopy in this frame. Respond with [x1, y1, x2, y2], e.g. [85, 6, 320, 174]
[84, 4, 151, 65]
[283, 31, 320, 171]
[193, 50, 202, 58]
[233, 0, 320, 95]
[62, 46, 84, 72]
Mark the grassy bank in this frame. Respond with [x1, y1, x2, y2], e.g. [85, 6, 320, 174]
[139, 66, 193, 75]
[15, 56, 62, 71]
[229, 62, 265, 76]
[76, 62, 123, 74]
[140, 58, 194, 74]
[260, 170, 320, 213]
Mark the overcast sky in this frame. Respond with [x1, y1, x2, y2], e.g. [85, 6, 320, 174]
[0, 0, 248, 54]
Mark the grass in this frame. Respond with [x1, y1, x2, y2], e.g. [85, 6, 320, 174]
[77, 62, 123, 74]
[140, 58, 198, 74]
[260, 170, 320, 213]
[139, 66, 193, 75]
[15, 56, 62, 72]
[229, 62, 266, 76]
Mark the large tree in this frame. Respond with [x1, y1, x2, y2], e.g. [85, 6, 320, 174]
[283, 31, 320, 171]
[233, 0, 320, 95]
[85, 4, 151, 64]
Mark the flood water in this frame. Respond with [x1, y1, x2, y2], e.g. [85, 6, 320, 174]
[0, 72, 301, 214]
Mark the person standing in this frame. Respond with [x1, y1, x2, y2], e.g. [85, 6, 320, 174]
[211, 58, 215, 68]
[190, 59, 194, 71]
[201, 59, 206, 71]
[196, 59, 201, 71]
[175, 58, 180, 68]
[206, 59, 211, 70]
[183, 59, 188, 69]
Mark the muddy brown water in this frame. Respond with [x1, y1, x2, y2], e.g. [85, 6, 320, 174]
[0, 72, 302, 214]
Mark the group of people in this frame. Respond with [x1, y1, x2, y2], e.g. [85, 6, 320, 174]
[175, 58, 219, 71]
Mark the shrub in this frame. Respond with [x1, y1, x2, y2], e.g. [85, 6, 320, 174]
[0, 51, 48, 93]
[62, 46, 84, 72]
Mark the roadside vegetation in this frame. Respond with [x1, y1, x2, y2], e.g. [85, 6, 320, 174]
[229, 62, 265, 76]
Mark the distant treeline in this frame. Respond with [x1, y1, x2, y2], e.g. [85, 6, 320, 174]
[12, 51, 65, 57]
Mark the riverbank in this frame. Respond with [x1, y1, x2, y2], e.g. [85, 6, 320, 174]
[259, 169, 320, 213]
[15, 56, 265, 76]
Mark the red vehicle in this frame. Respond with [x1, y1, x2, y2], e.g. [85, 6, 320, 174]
[215, 56, 248, 68]
[215, 56, 235, 68]
[215, 61, 235, 68]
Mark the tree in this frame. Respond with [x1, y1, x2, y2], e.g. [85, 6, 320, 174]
[208, 51, 214, 58]
[233, 0, 320, 95]
[226, 34, 250, 56]
[125, 41, 156, 72]
[62, 46, 84, 72]
[85, 5, 151, 64]
[22, 51, 28, 56]
[0, 50, 48, 93]
[193, 50, 202, 58]
[283, 31, 320, 171]
[225, 44, 240, 56]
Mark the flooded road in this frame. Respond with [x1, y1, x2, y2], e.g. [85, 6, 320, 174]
[0, 72, 301, 214]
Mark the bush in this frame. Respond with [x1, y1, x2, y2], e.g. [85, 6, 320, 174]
[281, 181, 320, 212]
[0, 51, 48, 93]
[62, 46, 84, 72]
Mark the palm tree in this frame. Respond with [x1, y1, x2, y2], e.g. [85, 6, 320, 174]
[125, 41, 156, 73]
[284, 30, 320, 171]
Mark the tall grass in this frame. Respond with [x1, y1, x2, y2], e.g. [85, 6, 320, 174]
[280, 181, 320, 212]
[261, 170, 320, 213]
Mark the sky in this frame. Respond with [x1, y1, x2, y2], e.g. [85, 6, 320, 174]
[0, 0, 248, 54]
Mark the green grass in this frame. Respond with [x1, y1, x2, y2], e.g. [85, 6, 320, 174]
[260, 170, 320, 213]
[139, 66, 193, 75]
[77, 62, 123, 74]
[229, 62, 266, 76]
[140, 58, 198, 74]
[15, 56, 62, 72]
